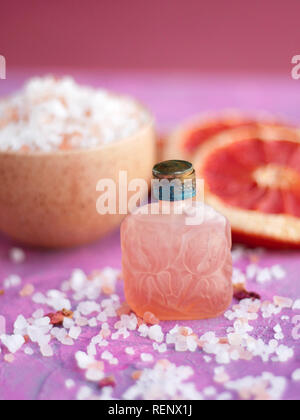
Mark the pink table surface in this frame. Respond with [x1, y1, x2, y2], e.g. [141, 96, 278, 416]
[0, 71, 300, 400]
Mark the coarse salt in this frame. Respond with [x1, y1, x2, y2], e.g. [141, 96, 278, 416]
[0, 77, 150, 152]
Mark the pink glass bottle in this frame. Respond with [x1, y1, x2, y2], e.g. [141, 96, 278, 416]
[121, 160, 233, 320]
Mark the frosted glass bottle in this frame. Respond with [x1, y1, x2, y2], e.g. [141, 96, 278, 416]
[121, 160, 233, 320]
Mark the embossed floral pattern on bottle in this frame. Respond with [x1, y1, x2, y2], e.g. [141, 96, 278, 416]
[121, 202, 233, 320]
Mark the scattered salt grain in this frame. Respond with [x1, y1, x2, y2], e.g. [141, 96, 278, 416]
[4, 274, 22, 289]
[213, 367, 230, 384]
[0, 77, 150, 152]
[138, 324, 149, 337]
[101, 350, 113, 361]
[77, 386, 93, 401]
[40, 344, 54, 357]
[0, 316, 6, 335]
[141, 353, 154, 362]
[75, 351, 95, 369]
[125, 347, 135, 355]
[0, 334, 25, 353]
[291, 369, 300, 382]
[217, 392, 232, 400]
[65, 379, 75, 389]
[270, 265, 286, 280]
[225, 372, 286, 400]
[4, 354, 15, 363]
[292, 299, 300, 310]
[24, 347, 34, 356]
[19, 284, 35, 297]
[153, 343, 167, 353]
[77, 301, 100, 316]
[148, 325, 164, 343]
[9, 248, 26, 264]
[88, 318, 97, 327]
[203, 386, 216, 397]
[68, 326, 81, 340]
[123, 361, 201, 400]
[273, 296, 293, 309]
[256, 268, 272, 284]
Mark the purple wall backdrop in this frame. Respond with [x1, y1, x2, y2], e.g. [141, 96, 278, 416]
[1, 0, 299, 72]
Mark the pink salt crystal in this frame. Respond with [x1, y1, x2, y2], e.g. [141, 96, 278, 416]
[19, 284, 35, 297]
[0, 315, 6, 335]
[214, 367, 230, 384]
[4, 354, 15, 363]
[143, 312, 160, 325]
[239, 350, 254, 361]
[273, 296, 293, 309]
[116, 302, 132, 316]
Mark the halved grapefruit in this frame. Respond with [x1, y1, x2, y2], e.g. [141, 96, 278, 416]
[163, 110, 295, 162]
[194, 126, 300, 248]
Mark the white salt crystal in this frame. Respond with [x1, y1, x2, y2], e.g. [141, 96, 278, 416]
[138, 324, 149, 337]
[0, 77, 150, 153]
[65, 379, 75, 389]
[276, 345, 294, 362]
[77, 386, 93, 401]
[257, 268, 272, 284]
[97, 312, 107, 322]
[153, 343, 167, 353]
[274, 324, 282, 333]
[63, 317, 74, 329]
[32, 309, 44, 319]
[203, 386, 216, 397]
[292, 299, 300, 310]
[246, 264, 258, 279]
[77, 301, 100, 316]
[141, 353, 154, 362]
[75, 351, 94, 369]
[32, 292, 47, 304]
[0, 334, 25, 353]
[101, 351, 113, 361]
[148, 325, 164, 343]
[4, 274, 22, 289]
[88, 318, 97, 327]
[271, 265, 286, 279]
[273, 296, 293, 309]
[217, 392, 232, 400]
[125, 347, 135, 355]
[292, 369, 300, 381]
[70, 269, 86, 291]
[69, 326, 81, 340]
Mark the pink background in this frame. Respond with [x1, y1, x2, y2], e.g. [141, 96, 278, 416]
[1, 0, 300, 72]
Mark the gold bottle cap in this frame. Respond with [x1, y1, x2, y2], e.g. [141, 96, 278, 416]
[152, 160, 196, 201]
